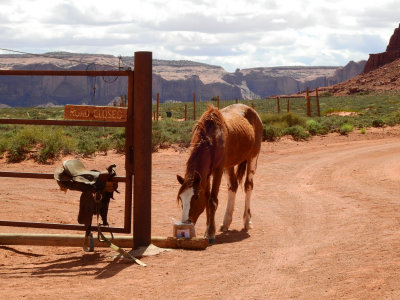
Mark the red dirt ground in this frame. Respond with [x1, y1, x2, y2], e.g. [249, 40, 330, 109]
[0, 126, 400, 299]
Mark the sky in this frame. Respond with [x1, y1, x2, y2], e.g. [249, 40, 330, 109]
[0, 0, 398, 72]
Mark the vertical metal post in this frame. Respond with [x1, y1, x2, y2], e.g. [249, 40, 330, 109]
[316, 87, 320, 117]
[193, 92, 196, 120]
[133, 51, 152, 249]
[184, 104, 187, 121]
[125, 72, 134, 233]
[306, 87, 311, 117]
[156, 92, 159, 121]
[287, 98, 290, 113]
[277, 97, 280, 114]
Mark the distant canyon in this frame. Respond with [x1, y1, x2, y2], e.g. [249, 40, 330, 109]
[0, 52, 365, 107]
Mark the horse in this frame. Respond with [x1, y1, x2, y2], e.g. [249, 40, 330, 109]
[176, 103, 263, 242]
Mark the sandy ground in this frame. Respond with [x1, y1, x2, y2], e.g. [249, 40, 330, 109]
[0, 126, 400, 299]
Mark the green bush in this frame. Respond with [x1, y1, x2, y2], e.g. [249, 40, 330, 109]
[263, 125, 282, 142]
[383, 111, 400, 126]
[306, 119, 328, 135]
[110, 128, 125, 153]
[283, 125, 310, 141]
[35, 129, 64, 163]
[6, 126, 40, 162]
[76, 134, 97, 157]
[152, 119, 194, 150]
[372, 119, 384, 128]
[340, 123, 354, 135]
[260, 112, 306, 128]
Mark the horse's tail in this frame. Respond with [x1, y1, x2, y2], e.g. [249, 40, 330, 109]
[236, 160, 247, 186]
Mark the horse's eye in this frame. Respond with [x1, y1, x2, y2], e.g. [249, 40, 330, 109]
[192, 194, 199, 200]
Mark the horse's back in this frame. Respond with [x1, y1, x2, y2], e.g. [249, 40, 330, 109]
[220, 104, 263, 166]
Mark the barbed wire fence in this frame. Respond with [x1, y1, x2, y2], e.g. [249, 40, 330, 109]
[153, 88, 322, 121]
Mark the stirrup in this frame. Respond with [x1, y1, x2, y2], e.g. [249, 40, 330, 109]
[98, 223, 114, 242]
[97, 224, 114, 242]
[83, 232, 94, 252]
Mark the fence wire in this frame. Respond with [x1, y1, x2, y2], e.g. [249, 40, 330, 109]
[153, 96, 321, 121]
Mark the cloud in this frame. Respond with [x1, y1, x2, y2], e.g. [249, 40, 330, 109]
[151, 11, 315, 34]
[42, 3, 123, 26]
[0, 0, 398, 72]
[355, 2, 400, 28]
[327, 34, 387, 54]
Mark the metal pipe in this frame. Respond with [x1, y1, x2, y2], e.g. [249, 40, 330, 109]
[0, 171, 125, 181]
[0, 118, 126, 127]
[0, 233, 209, 250]
[0, 221, 127, 233]
[0, 70, 129, 77]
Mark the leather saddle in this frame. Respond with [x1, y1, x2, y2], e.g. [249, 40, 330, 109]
[54, 159, 118, 250]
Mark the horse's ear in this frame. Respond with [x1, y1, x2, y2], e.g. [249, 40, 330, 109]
[177, 175, 185, 185]
[193, 171, 201, 186]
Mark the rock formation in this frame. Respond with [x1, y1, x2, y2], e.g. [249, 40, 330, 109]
[363, 24, 400, 73]
[319, 57, 400, 96]
[0, 52, 365, 107]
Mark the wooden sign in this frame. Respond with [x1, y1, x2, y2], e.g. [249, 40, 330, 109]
[64, 105, 127, 122]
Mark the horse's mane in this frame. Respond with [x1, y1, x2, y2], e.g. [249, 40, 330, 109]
[192, 105, 224, 142]
[186, 106, 225, 175]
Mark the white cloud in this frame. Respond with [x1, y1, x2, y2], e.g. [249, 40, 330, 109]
[0, 0, 398, 71]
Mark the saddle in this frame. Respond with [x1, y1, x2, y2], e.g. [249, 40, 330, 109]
[54, 159, 119, 251]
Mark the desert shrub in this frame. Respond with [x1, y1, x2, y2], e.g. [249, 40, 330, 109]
[110, 128, 126, 153]
[263, 125, 282, 142]
[383, 111, 400, 126]
[285, 113, 306, 127]
[76, 133, 97, 157]
[340, 123, 354, 135]
[6, 126, 40, 162]
[283, 125, 310, 141]
[306, 119, 328, 135]
[0, 137, 7, 152]
[260, 112, 306, 128]
[35, 128, 64, 163]
[152, 119, 194, 150]
[95, 139, 112, 155]
[360, 128, 366, 134]
[372, 119, 384, 127]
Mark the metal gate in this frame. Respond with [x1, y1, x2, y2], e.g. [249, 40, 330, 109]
[0, 51, 152, 249]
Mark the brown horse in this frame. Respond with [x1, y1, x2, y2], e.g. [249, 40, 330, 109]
[176, 103, 263, 242]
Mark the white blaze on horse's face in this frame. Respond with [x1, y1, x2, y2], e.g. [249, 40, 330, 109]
[179, 187, 194, 223]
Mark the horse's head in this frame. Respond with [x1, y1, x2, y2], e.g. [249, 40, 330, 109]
[176, 171, 206, 224]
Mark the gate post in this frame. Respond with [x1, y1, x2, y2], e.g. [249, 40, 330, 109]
[133, 51, 152, 249]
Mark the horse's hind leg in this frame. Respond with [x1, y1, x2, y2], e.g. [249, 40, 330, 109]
[220, 167, 238, 232]
[243, 157, 258, 230]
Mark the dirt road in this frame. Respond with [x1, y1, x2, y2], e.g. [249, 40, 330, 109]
[0, 128, 399, 299]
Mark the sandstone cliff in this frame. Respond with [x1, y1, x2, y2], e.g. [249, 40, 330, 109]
[0, 52, 365, 107]
[363, 24, 400, 73]
[319, 57, 400, 96]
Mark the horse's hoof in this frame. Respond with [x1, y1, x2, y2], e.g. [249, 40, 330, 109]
[219, 224, 228, 232]
[208, 238, 215, 244]
[244, 221, 253, 231]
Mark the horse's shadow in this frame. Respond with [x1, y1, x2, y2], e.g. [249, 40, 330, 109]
[215, 229, 250, 244]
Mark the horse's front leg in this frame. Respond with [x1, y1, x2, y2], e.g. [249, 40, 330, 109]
[205, 168, 223, 243]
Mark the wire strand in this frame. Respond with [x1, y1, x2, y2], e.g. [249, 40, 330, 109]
[0, 47, 128, 70]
